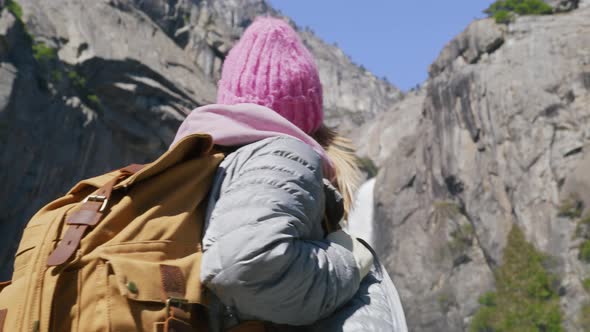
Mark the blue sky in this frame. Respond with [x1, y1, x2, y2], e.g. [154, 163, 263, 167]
[268, 1, 496, 91]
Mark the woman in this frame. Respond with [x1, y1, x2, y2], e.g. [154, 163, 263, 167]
[171, 17, 407, 331]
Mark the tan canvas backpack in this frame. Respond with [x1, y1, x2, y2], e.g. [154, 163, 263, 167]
[0, 133, 224, 332]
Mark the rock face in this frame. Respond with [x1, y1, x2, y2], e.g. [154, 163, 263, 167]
[300, 28, 403, 134]
[0, 0, 400, 279]
[355, 88, 425, 167]
[372, 6, 590, 331]
[545, 0, 580, 12]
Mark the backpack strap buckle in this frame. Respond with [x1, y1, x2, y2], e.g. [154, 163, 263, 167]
[162, 298, 192, 332]
[82, 195, 108, 212]
[165, 297, 189, 317]
[47, 165, 143, 267]
[158, 265, 195, 331]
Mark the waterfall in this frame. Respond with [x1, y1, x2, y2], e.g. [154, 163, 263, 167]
[347, 178, 376, 247]
[347, 177, 409, 331]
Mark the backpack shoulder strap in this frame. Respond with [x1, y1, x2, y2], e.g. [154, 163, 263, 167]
[47, 164, 144, 266]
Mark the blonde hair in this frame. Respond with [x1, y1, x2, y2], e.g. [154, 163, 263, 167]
[312, 125, 362, 220]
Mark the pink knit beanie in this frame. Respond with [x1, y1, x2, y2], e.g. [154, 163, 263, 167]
[217, 17, 323, 134]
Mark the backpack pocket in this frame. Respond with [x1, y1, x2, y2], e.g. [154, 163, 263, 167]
[100, 249, 205, 331]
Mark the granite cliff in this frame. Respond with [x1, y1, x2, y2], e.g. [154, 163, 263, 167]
[363, 1, 590, 330]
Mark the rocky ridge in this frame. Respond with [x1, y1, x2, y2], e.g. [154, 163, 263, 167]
[367, 4, 590, 331]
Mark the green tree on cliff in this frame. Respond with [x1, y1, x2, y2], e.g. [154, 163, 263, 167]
[471, 225, 563, 332]
[485, 0, 553, 23]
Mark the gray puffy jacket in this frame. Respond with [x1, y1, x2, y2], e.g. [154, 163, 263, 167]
[201, 136, 407, 331]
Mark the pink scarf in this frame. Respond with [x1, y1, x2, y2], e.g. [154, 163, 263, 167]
[171, 103, 335, 180]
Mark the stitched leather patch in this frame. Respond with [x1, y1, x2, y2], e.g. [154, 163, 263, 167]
[159, 265, 186, 299]
[0, 308, 7, 332]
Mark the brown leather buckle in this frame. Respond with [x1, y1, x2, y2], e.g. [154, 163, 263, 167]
[82, 195, 108, 212]
[46, 165, 144, 267]
[166, 298, 189, 318]
[47, 174, 120, 267]
[159, 264, 195, 331]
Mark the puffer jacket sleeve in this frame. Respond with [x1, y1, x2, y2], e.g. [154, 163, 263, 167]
[200, 136, 361, 325]
[308, 244, 409, 332]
